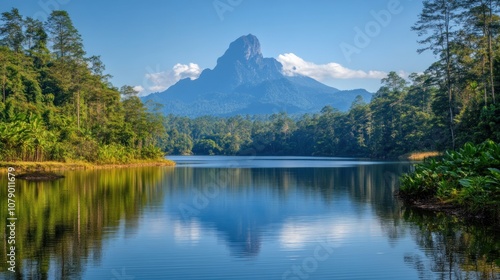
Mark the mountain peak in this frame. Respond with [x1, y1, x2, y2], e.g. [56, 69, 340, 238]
[218, 34, 262, 64]
[143, 34, 373, 117]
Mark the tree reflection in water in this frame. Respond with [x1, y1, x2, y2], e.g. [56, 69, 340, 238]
[0, 161, 498, 279]
[402, 208, 499, 279]
[0, 167, 170, 279]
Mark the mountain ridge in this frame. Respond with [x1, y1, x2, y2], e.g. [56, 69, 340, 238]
[143, 34, 372, 117]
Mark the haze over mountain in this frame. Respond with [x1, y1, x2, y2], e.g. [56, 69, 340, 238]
[143, 34, 372, 117]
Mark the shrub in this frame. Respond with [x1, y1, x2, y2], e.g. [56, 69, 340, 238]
[140, 145, 165, 160]
[400, 140, 500, 220]
[97, 144, 131, 164]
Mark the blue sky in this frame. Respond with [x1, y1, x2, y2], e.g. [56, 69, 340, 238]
[1, 0, 435, 94]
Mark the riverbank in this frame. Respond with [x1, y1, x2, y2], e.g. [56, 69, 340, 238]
[398, 141, 500, 226]
[396, 191, 494, 225]
[398, 151, 441, 161]
[0, 159, 176, 172]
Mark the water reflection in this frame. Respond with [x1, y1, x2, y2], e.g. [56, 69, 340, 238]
[402, 208, 500, 279]
[0, 167, 170, 279]
[163, 165, 409, 258]
[0, 157, 498, 279]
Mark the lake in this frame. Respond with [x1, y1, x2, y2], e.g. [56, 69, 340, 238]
[1, 156, 498, 279]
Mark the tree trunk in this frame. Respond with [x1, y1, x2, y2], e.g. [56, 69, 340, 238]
[482, 9, 488, 107]
[2, 70, 5, 103]
[445, 6, 456, 149]
[77, 90, 80, 129]
[488, 2, 496, 103]
[489, 34, 495, 103]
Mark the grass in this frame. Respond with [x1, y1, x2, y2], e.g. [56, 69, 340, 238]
[0, 158, 175, 172]
[399, 140, 500, 224]
[399, 151, 442, 161]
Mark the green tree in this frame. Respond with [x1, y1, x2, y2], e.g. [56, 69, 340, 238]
[0, 9, 168, 163]
[314, 106, 341, 156]
[0, 47, 7, 103]
[413, 0, 461, 148]
[292, 114, 318, 156]
[369, 72, 408, 157]
[121, 85, 147, 149]
[193, 139, 221, 155]
[459, 0, 500, 105]
[45, 10, 85, 60]
[167, 129, 193, 155]
[342, 96, 371, 156]
[23, 17, 51, 71]
[0, 8, 24, 52]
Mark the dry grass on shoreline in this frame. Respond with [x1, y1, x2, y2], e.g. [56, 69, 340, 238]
[400, 151, 441, 161]
[0, 159, 176, 172]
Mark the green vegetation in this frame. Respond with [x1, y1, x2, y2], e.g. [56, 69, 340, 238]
[397, 0, 500, 223]
[0, 159, 175, 173]
[161, 0, 500, 222]
[162, 71, 438, 158]
[402, 207, 500, 277]
[400, 141, 500, 222]
[0, 167, 170, 278]
[1, 1, 499, 167]
[0, 9, 167, 164]
[161, 0, 500, 159]
[162, 72, 499, 158]
[2, 3, 500, 162]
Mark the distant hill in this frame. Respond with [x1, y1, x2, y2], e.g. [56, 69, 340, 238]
[143, 34, 372, 117]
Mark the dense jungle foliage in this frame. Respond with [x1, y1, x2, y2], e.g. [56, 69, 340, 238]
[1, 1, 500, 162]
[398, 0, 500, 222]
[0, 9, 165, 163]
[400, 140, 500, 222]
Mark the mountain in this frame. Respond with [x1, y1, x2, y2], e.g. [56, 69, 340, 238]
[143, 34, 372, 117]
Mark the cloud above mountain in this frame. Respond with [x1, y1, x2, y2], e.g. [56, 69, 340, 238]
[136, 63, 201, 95]
[137, 53, 389, 96]
[277, 53, 386, 81]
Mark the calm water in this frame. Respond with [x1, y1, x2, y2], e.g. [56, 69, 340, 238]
[1, 156, 498, 279]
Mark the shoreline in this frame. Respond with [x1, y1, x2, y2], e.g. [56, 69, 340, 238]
[0, 159, 176, 172]
[168, 152, 442, 161]
[398, 151, 441, 161]
[396, 191, 499, 228]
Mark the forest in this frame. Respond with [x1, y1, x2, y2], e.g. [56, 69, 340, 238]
[396, 0, 500, 223]
[0, 9, 166, 163]
[1, 1, 500, 162]
[161, 0, 500, 158]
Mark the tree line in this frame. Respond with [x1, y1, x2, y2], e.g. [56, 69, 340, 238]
[0, 8, 165, 163]
[2, 2, 500, 161]
[398, 0, 500, 227]
[164, 0, 500, 158]
[161, 72, 436, 157]
[163, 66, 498, 158]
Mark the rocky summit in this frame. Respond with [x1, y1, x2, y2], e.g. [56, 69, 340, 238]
[143, 34, 372, 117]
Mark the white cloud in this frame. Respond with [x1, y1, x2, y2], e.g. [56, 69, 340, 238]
[172, 63, 202, 80]
[133, 85, 145, 93]
[277, 53, 387, 81]
[173, 220, 201, 245]
[136, 55, 391, 95]
[278, 217, 381, 250]
[139, 63, 201, 95]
